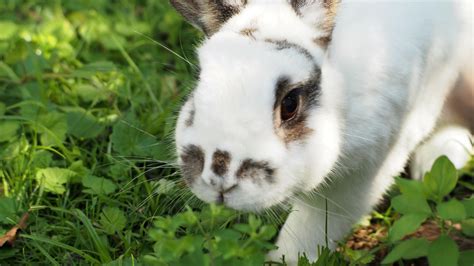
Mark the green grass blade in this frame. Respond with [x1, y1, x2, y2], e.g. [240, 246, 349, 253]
[73, 209, 113, 263]
[21, 234, 101, 264]
[29, 240, 61, 266]
[112, 35, 163, 112]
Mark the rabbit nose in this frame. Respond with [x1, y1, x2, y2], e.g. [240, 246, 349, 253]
[204, 175, 238, 204]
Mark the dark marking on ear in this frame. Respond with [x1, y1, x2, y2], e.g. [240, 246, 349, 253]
[170, 0, 247, 36]
[273, 68, 322, 143]
[236, 159, 275, 183]
[180, 145, 205, 184]
[320, 0, 339, 39]
[265, 39, 314, 61]
[290, 0, 339, 49]
[211, 149, 231, 176]
[213, 0, 242, 23]
[170, 0, 208, 33]
[240, 27, 257, 40]
[290, 0, 305, 14]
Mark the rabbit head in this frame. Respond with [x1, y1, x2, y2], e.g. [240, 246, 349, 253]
[173, 0, 342, 211]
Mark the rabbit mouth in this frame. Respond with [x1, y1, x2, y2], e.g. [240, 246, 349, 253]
[186, 174, 296, 212]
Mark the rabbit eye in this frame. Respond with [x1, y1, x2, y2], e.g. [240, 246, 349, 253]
[280, 89, 301, 121]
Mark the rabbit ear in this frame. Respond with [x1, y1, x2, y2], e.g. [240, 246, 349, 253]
[290, 0, 339, 47]
[170, 0, 247, 36]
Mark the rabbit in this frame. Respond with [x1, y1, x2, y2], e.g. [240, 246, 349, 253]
[171, 0, 473, 263]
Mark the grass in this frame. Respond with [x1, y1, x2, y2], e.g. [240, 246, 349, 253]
[0, 1, 204, 264]
[0, 1, 472, 265]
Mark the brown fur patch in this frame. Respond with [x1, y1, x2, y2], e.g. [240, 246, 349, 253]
[280, 119, 314, 143]
[180, 145, 205, 183]
[211, 149, 231, 176]
[273, 69, 321, 144]
[236, 159, 275, 183]
[265, 39, 314, 61]
[319, 0, 339, 42]
[313, 35, 332, 48]
[185, 108, 195, 127]
[240, 27, 257, 40]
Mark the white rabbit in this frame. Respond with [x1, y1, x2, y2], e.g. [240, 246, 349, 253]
[171, 0, 473, 263]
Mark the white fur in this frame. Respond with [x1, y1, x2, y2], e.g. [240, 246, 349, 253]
[174, 0, 473, 264]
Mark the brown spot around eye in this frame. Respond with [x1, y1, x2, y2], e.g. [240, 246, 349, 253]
[273, 69, 321, 144]
[236, 159, 275, 183]
[180, 145, 205, 184]
[280, 119, 314, 143]
[211, 149, 231, 176]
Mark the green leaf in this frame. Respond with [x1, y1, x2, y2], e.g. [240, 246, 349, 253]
[66, 108, 105, 139]
[103, 255, 140, 266]
[0, 197, 18, 224]
[382, 238, 429, 264]
[74, 84, 110, 102]
[437, 199, 466, 222]
[111, 116, 165, 158]
[233, 224, 252, 234]
[461, 219, 474, 237]
[458, 180, 474, 191]
[35, 168, 76, 194]
[462, 197, 474, 218]
[34, 112, 68, 147]
[0, 62, 20, 83]
[258, 225, 277, 241]
[459, 250, 474, 266]
[0, 137, 29, 160]
[388, 213, 429, 242]
[248, 215, 262, 231]
[108, 162, 131, 181]
[395, 177, 425, 196]
[40, 18, 76, 42]
[344, 249, 375, 265]
[100, 207, 126, 235]
[31, 150, 53, 168]
[68, 160, 90, 183]
[423, 156, 458, 201]
[0, 121, 20, 142]
[391, 194, 431, 215]
[427, 235, 459, 266]
[5, 39, 28, 64]
[0, 21, 18, 40]
[82, 175, 117, 195]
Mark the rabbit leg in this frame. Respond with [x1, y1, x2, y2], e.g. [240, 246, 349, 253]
[410, 125, 472, 180]
[411, 74, 474, 180]
[268, 195, 354, 264]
